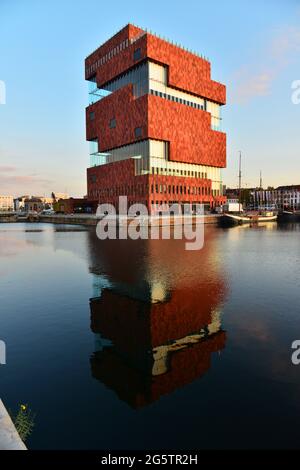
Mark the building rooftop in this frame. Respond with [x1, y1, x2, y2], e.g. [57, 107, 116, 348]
[85, 23, 209, 62]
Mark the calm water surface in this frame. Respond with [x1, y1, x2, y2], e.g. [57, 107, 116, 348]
[0, 222, 300, 449]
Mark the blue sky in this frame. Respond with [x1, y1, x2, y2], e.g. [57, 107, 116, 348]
[0, 0, 300, 197]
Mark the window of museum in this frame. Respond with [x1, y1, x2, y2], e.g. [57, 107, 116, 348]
[109, 118, 116, 128]
[134, 127, 142, 138]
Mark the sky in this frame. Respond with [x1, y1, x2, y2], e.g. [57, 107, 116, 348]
[0, 0, 300, 197]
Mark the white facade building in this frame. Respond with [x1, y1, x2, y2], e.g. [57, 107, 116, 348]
[251, 186, 300, 210]
[0, 195, 14, 211]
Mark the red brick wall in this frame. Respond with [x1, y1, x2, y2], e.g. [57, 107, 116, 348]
[87, 159, 226, 209]
[146, 34, 225, 104]
[55, 198, 97, 214]
[85, 24, 146, 84]
[148, 94, 226, 167]
[88, 160, 224, 208]
[86, 85, 148, 148]
[87, 158, 149, 207]
[85, 24, 225, 104]
[86, 89, 226, 168]
[149, 174, 213, 205]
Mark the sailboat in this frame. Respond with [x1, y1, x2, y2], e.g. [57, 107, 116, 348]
[219, 154, 277, 227]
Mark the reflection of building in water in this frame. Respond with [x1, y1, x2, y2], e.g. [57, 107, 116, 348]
[90, 289, 225, 408]
[88, 228, 227, 408]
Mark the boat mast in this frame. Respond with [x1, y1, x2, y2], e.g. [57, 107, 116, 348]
[238, 151, 242, 213]
[260, 170, 263, 190]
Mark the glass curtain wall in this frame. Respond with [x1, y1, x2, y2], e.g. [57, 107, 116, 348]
[88, 62, 149, 105]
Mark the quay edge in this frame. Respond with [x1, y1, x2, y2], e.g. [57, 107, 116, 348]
[38, 214, 221, 226]
[0, 400, 27, 450]
[1, 213, 222, 226]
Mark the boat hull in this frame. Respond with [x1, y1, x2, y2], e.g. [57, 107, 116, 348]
[218, 214, 277, 227]
[277, 211, 300, 223]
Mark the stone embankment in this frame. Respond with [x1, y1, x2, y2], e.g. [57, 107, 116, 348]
[0, 400, 26, 450]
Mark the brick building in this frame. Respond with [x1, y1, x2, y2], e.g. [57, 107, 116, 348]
[54, 197, 97, 214]
[85, 24, 226, 213]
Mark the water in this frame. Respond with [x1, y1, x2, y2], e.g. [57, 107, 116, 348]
[0, 222, 300, 449]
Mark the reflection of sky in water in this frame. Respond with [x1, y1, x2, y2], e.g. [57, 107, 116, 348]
[0, 223, 300, 449]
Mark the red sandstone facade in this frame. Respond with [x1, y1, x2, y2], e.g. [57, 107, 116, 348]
[85, 24, 226, 212]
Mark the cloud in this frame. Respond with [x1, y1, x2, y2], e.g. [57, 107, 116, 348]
[270, 25, 300, 61]
[0, 163, 52, 190]
[0, 171, 52, 194]
[231, 25, 300, 104]
[233, 68, 275, 103]
[0, 165, 17, 172]
[0, 174, 51, 184]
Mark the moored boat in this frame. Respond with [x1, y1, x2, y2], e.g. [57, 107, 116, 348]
[277, 211, 300, 223]
[219, 152, 278, 227]
[218, 212, 277, 227]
